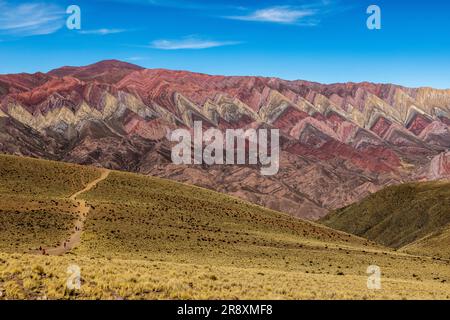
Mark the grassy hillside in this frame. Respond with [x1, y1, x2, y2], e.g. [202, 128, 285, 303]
[0, 154, 101, 198]
[78, 170, 374, 264]
[402, 225, 450, 258]
[1, 154, 450, 299]
[321, 181, 450, 250]
[0, 155, 101, 252]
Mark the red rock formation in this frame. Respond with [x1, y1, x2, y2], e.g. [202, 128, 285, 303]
[0, 60, 449, 219]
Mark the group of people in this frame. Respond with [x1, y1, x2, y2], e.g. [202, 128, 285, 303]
[36, 219, 85, 255]
[38, 240, 69, 255]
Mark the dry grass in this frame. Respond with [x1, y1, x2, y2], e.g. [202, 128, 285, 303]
[402, 224, 450, 259]
[0, 195, 76, 252]
[1, 154, 450, 300]
[77, 171, 376, 265]
[0, 154, 101, 198]
[1, 252, 450, 300]
[0, 155, 101, 252]
[321, 181, 450, 249]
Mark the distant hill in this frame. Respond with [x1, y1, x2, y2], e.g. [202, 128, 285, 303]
[321, 181, 450, 253]
[48, 60, 143, 84]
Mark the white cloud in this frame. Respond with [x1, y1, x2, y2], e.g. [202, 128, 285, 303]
[150, 36, 241, 50]
[126, 56, 148, 61]
[100, 0, 236, 11]
[227, 6, 317, 24]
[0, 1, 65, 36]
[79, 28, 127, 35]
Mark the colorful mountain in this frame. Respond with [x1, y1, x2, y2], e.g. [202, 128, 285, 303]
[1, 60, 449, 219]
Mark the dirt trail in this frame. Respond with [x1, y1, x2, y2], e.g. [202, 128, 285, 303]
[44, 169, 110, 256]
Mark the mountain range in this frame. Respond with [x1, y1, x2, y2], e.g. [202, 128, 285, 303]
[1, 60, 449, 219]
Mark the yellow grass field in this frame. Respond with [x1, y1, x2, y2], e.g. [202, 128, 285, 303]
[0, 154, 449, 300]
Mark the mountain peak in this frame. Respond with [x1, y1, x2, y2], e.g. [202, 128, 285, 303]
[85, 59, 143, 70]
[48, 59, 143, 84]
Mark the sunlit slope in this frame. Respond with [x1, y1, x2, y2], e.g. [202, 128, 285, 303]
[0, 154, 101, 198]
[78, 170, 378, 266]
[1, 154, 450, 299]
[321, 181, 450, 249]
[0, 153, 377, 264]
[402, 224, 450, 259]
[0, 154, 102, 252]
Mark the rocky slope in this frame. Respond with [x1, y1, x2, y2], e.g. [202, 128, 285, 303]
[0, 60, 449, 219]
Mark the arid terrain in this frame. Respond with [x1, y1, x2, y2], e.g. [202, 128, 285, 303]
[322, 180, 450, 258]
[1, 61, 449, 300]
[0, 154, 449, 300]
[1, 60, 449, 219]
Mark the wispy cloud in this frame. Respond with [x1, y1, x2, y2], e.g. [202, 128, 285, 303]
[226, 6, 317, 25]
[126, 56, 148, 61]
[101, 0, 239, 11]
[0, 1, 65, 36]
[79, 28, 128, 35]
[150, 36, 241, 50]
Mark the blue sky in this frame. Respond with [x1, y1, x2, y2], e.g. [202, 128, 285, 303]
[0, 0, 449, 88]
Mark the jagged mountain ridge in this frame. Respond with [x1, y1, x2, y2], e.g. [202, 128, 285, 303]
[0, 60, 449, 219]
